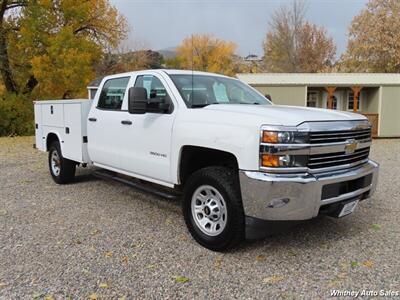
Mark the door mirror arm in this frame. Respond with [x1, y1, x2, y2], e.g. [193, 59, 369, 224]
[147, 98, 171, 113]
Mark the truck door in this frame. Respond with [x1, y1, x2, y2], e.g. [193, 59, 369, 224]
[117, 73, 176, 184]
[87, 76, 131, 168]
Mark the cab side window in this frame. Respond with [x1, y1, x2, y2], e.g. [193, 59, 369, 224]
[134, 75, 173, 114]
[134, 75, 168, 102]
[97, 77, 130, 110]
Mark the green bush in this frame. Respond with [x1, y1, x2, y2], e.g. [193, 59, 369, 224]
[0, 93, 34, 136]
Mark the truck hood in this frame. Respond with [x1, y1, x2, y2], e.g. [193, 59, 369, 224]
[202, 104, 366, 126]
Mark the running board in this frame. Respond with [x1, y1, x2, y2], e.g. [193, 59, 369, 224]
[92, 170, 181, 200]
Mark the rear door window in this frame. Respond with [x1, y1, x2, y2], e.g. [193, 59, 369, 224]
[97, 77, 130, 110]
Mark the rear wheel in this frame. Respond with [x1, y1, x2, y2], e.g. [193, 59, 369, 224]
[183, 167, 245, 251]
[48, 141, 76, 184]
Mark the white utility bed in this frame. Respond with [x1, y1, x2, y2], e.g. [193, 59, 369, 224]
[34, 99, 92, 163]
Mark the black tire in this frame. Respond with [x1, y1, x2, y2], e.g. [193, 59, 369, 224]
[48, 141, 76, 184]
[183, 166, 245, 251]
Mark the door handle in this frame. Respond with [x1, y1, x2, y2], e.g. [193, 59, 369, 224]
[88, 117, 97, 122]
[121, 120, 132, 125]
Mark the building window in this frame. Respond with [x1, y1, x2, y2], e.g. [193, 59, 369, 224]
[325, 95, 338, 110]
[331, 95, 338, 109]
[348, 91, 362, 111]
[307, 91, 318, 107]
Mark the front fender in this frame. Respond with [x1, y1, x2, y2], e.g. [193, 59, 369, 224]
[170, 120, 260, 184]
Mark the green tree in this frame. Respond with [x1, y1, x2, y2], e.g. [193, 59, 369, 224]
[0, 93, 33, 136]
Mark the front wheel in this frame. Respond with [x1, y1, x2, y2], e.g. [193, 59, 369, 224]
[48, 141, 76, 184]
[183, 167, 245, 251]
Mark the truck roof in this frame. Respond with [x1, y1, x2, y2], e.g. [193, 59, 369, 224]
[162, 69, 230, 78]
[100, 69, 233, 82]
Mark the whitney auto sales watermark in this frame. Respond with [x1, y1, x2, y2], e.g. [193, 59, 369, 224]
[330, 290, 399, 298]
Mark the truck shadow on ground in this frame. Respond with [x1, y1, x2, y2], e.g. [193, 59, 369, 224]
[76, 168, 376, 253]
[73, 173, 101, 183]
[138, 186, 375, 254]
[238, 211, 374, 253]
[73, 167, 116, 183]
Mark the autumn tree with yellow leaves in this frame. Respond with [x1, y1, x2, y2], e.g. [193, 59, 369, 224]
[340, 0, 400, 73]
[263, 0, 336, 73]
[0, 0, 127, 99]
[0, 0, 127, 135]
[176, 34, 238, 76]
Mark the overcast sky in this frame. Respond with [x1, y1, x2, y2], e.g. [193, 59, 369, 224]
[110, 0, 369, 57]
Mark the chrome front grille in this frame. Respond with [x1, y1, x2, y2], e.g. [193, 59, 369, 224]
[259, 121, 372, 174]
[309, 128, 372, 144]
[308, 147, 370, 170]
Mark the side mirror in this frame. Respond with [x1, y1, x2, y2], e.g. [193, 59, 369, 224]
[128, 87, 148, 114]
[128, 86, 172, 114]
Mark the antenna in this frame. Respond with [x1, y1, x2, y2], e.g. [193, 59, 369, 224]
[191, 34, 194, 107]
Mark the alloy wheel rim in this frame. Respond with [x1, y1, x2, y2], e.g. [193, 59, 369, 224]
[191, 185, 227, 236]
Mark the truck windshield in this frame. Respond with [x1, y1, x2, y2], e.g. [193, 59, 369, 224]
[169, 74, 272, 108]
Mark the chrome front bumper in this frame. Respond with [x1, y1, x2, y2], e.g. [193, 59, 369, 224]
[239, 160, 379, 221]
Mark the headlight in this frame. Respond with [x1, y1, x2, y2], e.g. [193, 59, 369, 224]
[260, 126, 309, 170]
[261, 154, 308, 168]
[262, 131, 294, 143]
[261, 154, 294, 167]
[261, 129, 308, 144]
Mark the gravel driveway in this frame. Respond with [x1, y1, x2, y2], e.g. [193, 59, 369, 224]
[0, 137, 399, 299]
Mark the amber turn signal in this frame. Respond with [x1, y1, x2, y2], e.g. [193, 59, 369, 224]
[261, 154, 279, 167]
[262, 131, 278, 143]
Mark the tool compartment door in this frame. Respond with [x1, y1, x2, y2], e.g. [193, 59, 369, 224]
[42, 103, 64, 127]
[34, 103, 44, 150]
[63, 103, 84, 162]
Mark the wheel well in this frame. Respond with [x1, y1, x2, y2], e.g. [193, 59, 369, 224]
[46, 133, 59, 151]
[179, 146, 239, 185]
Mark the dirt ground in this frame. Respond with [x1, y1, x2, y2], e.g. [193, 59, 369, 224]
[0, 136, 399, 299]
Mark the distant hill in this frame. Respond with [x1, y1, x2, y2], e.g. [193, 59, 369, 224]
[95, 50, 164, 76]
[158, 47, 177, 59]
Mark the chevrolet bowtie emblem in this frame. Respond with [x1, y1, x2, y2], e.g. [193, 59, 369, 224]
[345, 139, 358, 154]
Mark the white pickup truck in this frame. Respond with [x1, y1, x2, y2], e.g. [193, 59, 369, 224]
[34, 69, 379, 251]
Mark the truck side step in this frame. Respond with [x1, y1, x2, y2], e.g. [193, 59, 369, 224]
[92, 170, 181, 200]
